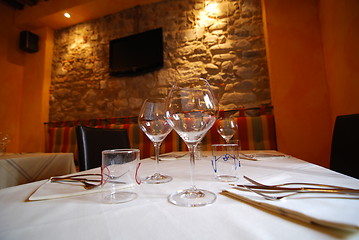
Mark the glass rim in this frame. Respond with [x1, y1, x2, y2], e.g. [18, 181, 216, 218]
[173, 78, 211, 87]
[102, 149, 140, 154]
[144, 98, 166, 102]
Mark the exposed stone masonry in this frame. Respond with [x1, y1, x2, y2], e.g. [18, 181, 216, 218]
[50, 0, 271, 121]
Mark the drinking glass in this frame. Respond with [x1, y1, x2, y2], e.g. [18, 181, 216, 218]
[101, 149, 140, 204]
[217, 117, 238, 143]
[138, 98, 173, 184]
[166, 78, 219, 207]
[211, 143, 240, 182]
[0, 132, 10, 155]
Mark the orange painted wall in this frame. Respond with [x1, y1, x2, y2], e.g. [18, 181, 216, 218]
[19, 27, 53, 152]
[0, 2, 53, 153]
[319, 0, 359, 121]
[0, 3, 24, 153]
[262, 0, 359, 167]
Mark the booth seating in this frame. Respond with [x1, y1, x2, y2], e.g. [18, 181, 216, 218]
[44, 107, 277, 165]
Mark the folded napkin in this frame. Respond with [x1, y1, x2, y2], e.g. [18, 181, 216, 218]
[222, 188, 359, 231]
[28, 178, 132, 201]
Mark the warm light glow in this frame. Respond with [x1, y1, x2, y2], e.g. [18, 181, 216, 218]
[205, 3, 219, 15]
[196, 2, 221, 28]
[64, 13, 71, 18]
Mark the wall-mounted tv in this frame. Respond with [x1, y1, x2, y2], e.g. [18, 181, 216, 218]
[109, 28, 164, 76]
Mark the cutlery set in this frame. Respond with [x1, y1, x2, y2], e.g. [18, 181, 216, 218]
[50, 173, 126, 190]
[239, 153, 287, 161]
[50, 172, 359, 201]
[228, 176, 359, 200]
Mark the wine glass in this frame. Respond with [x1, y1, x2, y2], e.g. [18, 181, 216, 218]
[138, 98, 173, 184]
[166, 78, 219, 207]
[217, 117, 238, 143]
[0, 132, 10, 155]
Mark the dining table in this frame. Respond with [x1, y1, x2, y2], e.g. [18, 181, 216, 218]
[0, 150, 358, 240]
[0, 152, 76, 189]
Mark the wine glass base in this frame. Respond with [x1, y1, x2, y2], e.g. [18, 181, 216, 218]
[142, 173, 173, 184]
[168, 188, 217, 207]
[216, 175, 238, 182]
[103, 192, 137, 204]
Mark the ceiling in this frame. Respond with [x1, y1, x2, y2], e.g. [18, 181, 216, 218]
[0, 0, 42, 10]
[2, 0, 162, 30]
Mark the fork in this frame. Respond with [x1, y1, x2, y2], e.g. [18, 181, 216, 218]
[243, 176, 355, 190]
[239, 153, 257, 161]
[50, 177, 100, 190]
[238, 185, 359, 200]
[77, 180, 99, 190]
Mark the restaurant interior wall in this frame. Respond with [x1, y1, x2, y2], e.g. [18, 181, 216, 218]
[1, 0, 358, 168]
[0, 2, 24, 153]
[262, 0, 359, 167]
[49, 0, 271, 122]
[0, 2, 53, 153]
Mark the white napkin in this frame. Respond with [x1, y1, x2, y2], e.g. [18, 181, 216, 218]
[222, 188, 359, 231]
[28, 179, 132, 201]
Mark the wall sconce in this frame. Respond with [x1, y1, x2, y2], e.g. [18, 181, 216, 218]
[205, 2, 219, 16]
[196, 1, 222, 28]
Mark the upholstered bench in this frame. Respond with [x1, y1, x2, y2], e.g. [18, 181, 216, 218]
[45, 108, 277, 165]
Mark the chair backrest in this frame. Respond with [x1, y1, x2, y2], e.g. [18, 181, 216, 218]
[76, 126, 130, 171]
[330, 113, 359, 179]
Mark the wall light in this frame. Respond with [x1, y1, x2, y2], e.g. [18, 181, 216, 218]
[205, 2, 219, 15]
[196, 2, 221, 28]
[64, 13, 71, 18]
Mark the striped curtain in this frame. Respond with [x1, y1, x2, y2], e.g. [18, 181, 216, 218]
[45, 112, 277, 161]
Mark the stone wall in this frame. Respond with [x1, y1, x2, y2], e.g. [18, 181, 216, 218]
[50, 0, 270, 121]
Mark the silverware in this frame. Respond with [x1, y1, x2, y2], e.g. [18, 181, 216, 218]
[50, 173, 126, 190]
[238, 153, 287, 161]
[50, 178, 99, 190]
[243, 176, 356, 190]
[150, 153, 188, 160]
[237, 185, 359, 200]
[59, 173, 101, 177]
[239, 153, 257, 161]
[232, 185, 359, 193]
[230, 176, 359, 200]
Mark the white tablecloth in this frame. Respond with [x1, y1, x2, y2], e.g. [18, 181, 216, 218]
[0, 151, 358, 240]
[0, 153, 76, 189]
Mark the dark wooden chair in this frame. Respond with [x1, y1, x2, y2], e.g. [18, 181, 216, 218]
[76, 126, 130, 171]
[330, 113, 359, 179]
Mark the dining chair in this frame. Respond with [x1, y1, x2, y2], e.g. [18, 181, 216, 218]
[76, 126, 131, 171]
[330, 113, 359, 179]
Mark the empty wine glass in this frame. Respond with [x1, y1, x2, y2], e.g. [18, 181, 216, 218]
[166, 78, 219, 207]
[138, 98, 173, 184]
[217, 117, 238, 143]
[0, 132, 10, 155]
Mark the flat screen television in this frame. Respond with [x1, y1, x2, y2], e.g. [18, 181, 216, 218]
[109, 28, 164, 76]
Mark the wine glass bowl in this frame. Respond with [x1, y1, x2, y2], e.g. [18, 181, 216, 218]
[216, 117, 238, 143]
[138, 98, 173, 184]
[166, 78, 218, 207]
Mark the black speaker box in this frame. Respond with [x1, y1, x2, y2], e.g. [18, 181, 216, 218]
[19, 31, 39, 53]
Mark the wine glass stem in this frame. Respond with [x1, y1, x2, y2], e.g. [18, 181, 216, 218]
[153, 142, 161, 174]
[188, 143, 197, 190]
